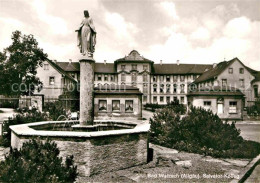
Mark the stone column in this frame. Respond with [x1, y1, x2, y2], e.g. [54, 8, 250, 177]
[79, 58, 95, 126]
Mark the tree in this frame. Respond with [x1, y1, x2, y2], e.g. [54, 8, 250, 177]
[0, 31, 47, 96]
[0, 139, 78, 182]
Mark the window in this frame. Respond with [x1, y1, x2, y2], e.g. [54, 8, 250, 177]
[239, 68, 244, 74]
[99, 100, 107, 111]
[153, 76, 157, 82]
[180, 84, 185, 93]
[173, 84, 177, 93]
[121, 73, 126, 82]
[166, 84, 171, 93]
[166, 96, 170, 103]
[160, 84, 164, 93]
[180, 75, 185, 82]
[153, 96, 157, 103]
[229, 101, 237, 113]
[71, 73, 75, 78]
[160, 76, 164, 82]
[49, 77, 55, 85]
[153, 84, 157, 93]
[98, 74, 102, 81]
[112, 100, 120, 112]
[181, 96, 184, 104]
[174, 96, 177, 101]
[143, 73, 148, 82]
[104, 75, 108, 81]
[204, 101, 211, 106]
[143, 84, 148, 93]
[121, 65, 125, 71]
[160, 96, 164, 102]
[222, 79, 227, 87]
[143, 65, 148, 71]
[125, 100, 133, 112]
[239, 79, 244, 87]
[254, 85, 259, 98]
[143, 95, 147, 103]
[132, 64, 137, 70]
[110, 75, 115, 82]
[131, 73, 137, 82]
[44, 64, 49, 70]
[132, 82, 136, 87]
[166, 75, 170, 82]
[229, 68, 233, 74]
[173, 75, 178, 82]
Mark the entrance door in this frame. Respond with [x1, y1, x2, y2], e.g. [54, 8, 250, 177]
[217, 103, 223, 114]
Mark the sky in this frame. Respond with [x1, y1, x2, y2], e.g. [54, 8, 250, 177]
[0, 0, 260, 70]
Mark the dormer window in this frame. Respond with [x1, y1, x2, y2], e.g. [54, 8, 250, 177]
[239, 68, 244, 74]
[132, 64, 137, 70]
[121, 65, 125, 71]
[229, 68, 233, 74]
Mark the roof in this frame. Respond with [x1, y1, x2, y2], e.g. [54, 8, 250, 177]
[94, 85, 142, 95]
[56, 62, 116, 73]
[115, 50, 154, 64]
[56, 62, 79, 72]
[153, 64, 212, 74]
[46, 59, 77, 83]
[194, 58, 257, 84]
[188, 86, 244, 96]
[94, 63, 115, 73]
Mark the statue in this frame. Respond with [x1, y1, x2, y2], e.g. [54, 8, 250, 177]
[76, 10, 97, 57]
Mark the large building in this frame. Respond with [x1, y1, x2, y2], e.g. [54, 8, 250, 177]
[35, 50, 260, 110]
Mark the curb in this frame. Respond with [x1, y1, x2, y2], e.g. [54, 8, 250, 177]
[230, 154, 260, 183]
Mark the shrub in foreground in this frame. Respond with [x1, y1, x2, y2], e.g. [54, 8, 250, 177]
[0, 139, 78, 183]
[150, 106, 260, 158]
[0, 109, 49, 147]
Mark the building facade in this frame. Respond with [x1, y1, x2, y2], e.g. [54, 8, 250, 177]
[36, 50, 260, 109]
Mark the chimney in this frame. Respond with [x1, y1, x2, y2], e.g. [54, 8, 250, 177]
[104, 60, 107, 65]
[160, 60, 162, 65]
[213, 63, 217, 68]
[53, 60, 57, 63]
[177, 60, 180, 65]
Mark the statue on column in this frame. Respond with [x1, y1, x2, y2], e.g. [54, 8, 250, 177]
[76, 10, 97, 57]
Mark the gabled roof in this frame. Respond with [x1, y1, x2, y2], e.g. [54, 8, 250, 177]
[193, 58, 253, 84]
[57, 62, 79, 72]
[45, 59, 77, 83]
[153, 64, 212, 74]
[187, 86, 244, 96]
[115, 50, 154, 63]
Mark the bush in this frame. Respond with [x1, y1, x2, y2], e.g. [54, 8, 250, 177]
[150, 106, 260, 158]
[0, 138, 78, 182]
[0, 109, 49, 147]
[44, 101, 67, 121]
[145, 99, 186, 114]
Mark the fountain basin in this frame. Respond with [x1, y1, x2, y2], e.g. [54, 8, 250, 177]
[10, 120, 150, 177]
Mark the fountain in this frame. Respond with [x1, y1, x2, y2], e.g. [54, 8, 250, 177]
[9, 10, 150, 178]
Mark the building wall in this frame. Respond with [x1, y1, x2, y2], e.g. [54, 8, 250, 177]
[189, 95, 243, 120]
[94, 94, 142, 120]
[216, 60, 255, 106]
[35, 61, 64, 99]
